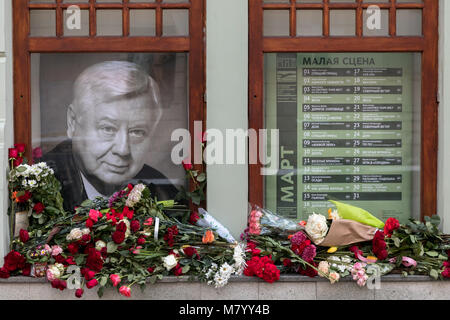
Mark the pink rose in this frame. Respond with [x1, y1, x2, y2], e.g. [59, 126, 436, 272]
[119, 286, 131, 297]
[110, 274, 121, 287]
[51, 245, 63, 256]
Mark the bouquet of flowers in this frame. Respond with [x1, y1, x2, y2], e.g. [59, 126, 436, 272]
[247, 205, 304, 239]
[7, 144, 65, 246]
[1, 182, 247, 298]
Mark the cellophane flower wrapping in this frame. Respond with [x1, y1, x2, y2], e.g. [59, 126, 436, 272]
[247, 204, 304, 239]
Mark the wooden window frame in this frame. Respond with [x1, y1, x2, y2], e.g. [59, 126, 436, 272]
[249, 0, 439, 220]
[13, 0, 206, 193]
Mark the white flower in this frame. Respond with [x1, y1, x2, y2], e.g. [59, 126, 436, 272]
[95, 240, 106, 251]
[27, 180, 37, 188]
[125, 184, 146, 207]
[305, 213, 328, 245]
[66, 228, 83, 241]
[329, 209, 340, 220]
[81, 228, 91, 235]
[162, 254, 178, 271]
[219, 263, 234, 277]
[213, 272, 228, 288]
[232, 243, 247, 276]
[22, 180, 28, 188]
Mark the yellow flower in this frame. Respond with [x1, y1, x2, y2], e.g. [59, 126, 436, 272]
[366, 256, 378, 263]
[327, 247, 338, 253]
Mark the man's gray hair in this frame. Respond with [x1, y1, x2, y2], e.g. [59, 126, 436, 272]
[71, 61, 162, 128]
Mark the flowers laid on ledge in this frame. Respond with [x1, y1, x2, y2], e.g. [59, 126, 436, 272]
[1, 143, 450, 298]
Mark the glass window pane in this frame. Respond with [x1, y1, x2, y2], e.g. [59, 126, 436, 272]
[330, 0, 355, 2]
[396, 9, 422, 36]
[264, 0, 289, 3]
[130, 9, 156, 36]
[363, 0, 388, 2]
[264, 10, 290, 37]
[30, 10, 56, 37]
[396, 0, 422, 3]
[264, 52, 422, 223]
[163, 9, 189, 36]
[330, 10, 355, 36]
[97, 10, 122, 36]
[297, 0, 323, 3]
[297, 10, 322, 36]
[64, 9, 89, 36]
[31, 53, 189, 210]
[96, 0, 123, 2]
[363, 9, 389, 36]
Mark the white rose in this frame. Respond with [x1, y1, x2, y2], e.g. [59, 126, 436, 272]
[305, 213, 328, 245]
[81, 228, 91, 235]
[162, 254, 178, 271]
[66, 228, 83, 241]
[95, 240, 106, 251]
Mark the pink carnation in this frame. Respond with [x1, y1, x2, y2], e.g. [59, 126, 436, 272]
[301, 245, 316, 262]
[290, 231, 307, 246]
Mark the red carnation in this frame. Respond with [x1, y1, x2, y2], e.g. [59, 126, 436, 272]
[298, 264, 319, 278]
[130, 220, 140, 233]
[189, 211, 200, 225]
[384, 217, 400, 238]
[54, 254, 65, 264]
[137, 237, 146, 245]
[85, 218, 94, 229]
[262, 263, 280, 283]
[116, 221, 127, 233]
[123, 207, 134, 220]
[86, 278, 98, 289]
[33, 202, 45, 214]
[283, 258, 293, 267]
[3, 250, 26, 272]
[67, 243, 79, 254]
[0, 267, 10, 279]
[173, 263, 183, 276]
[86, 248, 104, 272]
[81, 234, 91, 244]
[147, 267, 154, 274]
[22, 264, 31, 277]
[75, 288, 84, 298]
[372, 230, 388, 260]
[16, 190, 31, 203]
[112, 231, 125, 244]
[19, 229, 29, 243]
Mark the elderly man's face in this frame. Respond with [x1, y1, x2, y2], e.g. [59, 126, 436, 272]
[70, 95, 154, 186]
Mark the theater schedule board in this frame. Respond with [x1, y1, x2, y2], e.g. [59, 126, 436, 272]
[265, 53, 419, 224]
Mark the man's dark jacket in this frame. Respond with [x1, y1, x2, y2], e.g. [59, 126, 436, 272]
[42, 140, 180, 211]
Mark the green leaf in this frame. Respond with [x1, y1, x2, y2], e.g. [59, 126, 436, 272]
[97, 286, 104, 298]
[107, 242, 118, 254]
[197, 173, 206, 182]
[426, 251, 439, 257]
[392, 237, 401, 248]
[430, 269, 439, 280]
[182, 265, 190, 274]
[409, 235, 416, 244]
[100, 276, 107, 287]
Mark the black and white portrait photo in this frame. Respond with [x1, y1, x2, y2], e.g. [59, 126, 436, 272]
[31, 53, 189, 211]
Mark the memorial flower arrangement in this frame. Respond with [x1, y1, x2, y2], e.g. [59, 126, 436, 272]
[2, 143, 450, 298]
